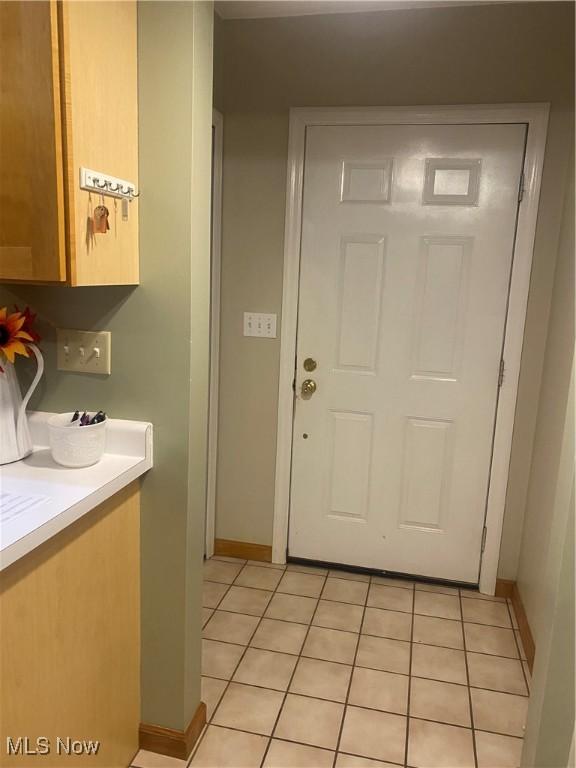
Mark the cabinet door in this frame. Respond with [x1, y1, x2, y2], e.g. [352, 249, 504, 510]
[0, 0, 67, 282]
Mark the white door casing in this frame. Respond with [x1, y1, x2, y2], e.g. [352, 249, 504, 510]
[273, 106, 549, 593]
[205, 108, 223, 558]
[289, 123, 525, 583]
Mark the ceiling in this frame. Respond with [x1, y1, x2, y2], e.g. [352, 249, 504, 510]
[214, 0, 508, 20]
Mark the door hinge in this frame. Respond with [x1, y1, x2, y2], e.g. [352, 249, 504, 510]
[481, 526, 488, 553]
[518, 170, 525, 202]
[498, 358, 505, 388]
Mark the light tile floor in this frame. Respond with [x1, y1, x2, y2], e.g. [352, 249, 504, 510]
[132, 556, 531, 768]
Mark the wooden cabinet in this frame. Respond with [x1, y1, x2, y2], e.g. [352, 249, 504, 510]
[0, 483, 141, 767]
[0, 1, 139, 286]
[0, 1, 66, 283]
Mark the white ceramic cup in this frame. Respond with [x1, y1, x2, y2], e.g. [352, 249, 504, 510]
[48, 412, 107, 468]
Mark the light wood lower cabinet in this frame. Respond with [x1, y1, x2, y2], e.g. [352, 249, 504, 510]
[0, 0, 139, 286]
[0, 483, 140, 768]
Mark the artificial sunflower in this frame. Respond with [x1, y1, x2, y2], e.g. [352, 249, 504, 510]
[0, 307, 34, 367]
[15, 305, 41, 343]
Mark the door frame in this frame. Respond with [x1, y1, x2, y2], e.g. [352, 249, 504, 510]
[205, 108, 224, 558]
[272, 104, 549, 594]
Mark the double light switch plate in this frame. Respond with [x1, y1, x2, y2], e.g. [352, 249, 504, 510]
[56, 329, 112, 375]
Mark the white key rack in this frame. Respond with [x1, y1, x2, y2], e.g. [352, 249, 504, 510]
[79, 167, 139, 201]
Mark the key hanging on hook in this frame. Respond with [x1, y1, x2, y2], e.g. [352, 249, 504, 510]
[121, 197, 129, 222]
[93, 191, 110, 234]
[85, 192, 95, 251]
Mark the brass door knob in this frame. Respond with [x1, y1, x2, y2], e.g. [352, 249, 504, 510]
[301, 379, 317, 398]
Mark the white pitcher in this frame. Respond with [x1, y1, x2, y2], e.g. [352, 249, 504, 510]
[0, 344, 44, 465]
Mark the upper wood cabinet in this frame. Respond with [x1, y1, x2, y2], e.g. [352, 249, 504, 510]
[0, 0, 139, 286]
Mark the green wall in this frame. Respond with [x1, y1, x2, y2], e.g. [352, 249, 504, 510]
[532, 498, 575, 767]
[0, 0, 214, 732]
[519, 159, 575, 767]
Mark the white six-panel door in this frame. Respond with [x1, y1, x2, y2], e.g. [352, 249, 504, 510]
[288, 123, 526, 583]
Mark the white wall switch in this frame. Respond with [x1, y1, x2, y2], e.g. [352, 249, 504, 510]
[243, 312, 277, 338]
[56, 329, 112, 375]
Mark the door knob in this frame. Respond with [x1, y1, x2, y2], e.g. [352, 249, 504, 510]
[301, 379, 317, 398]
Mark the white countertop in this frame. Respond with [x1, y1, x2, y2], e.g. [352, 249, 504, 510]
[0, 412, 153, 571]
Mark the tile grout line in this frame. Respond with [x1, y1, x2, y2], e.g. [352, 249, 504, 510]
[201, 672, 531, 706]
[206, 620, 524, 662]
[190, 694, 529, 743]
[195, 560, 290, 762]
[200, 724, 406, 767]
[204, 634, 520, 665]
[206, 613, 518, 643]
[191, 563, 252, 764]
[207, 571, 507, 604]
[403, 583, 417, 768]
[188, 563, 245, 766]
[207, 595, 512, 630]
[458, 588, 479, 768]
[329, 571, 371, 768]
[206, 580, 513, 627]
[258, 568, 331, 767]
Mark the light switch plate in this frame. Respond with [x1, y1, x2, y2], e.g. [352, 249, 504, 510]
[243, 312, 277, 338]
[56, 329, 112, 375]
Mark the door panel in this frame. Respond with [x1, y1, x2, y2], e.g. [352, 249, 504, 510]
[336, 236, 385, 372]
[412, 236, 470, 381]
[327, 410, 374, 521]
[399, 416, 453, 531]
[289, 123, 526, 582]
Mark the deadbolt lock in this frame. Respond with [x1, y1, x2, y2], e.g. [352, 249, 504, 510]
[303, 357, 317, 372]
[301, 379, 317, 398]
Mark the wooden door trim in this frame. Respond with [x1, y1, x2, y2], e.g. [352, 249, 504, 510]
[272, 104, 550, 595]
